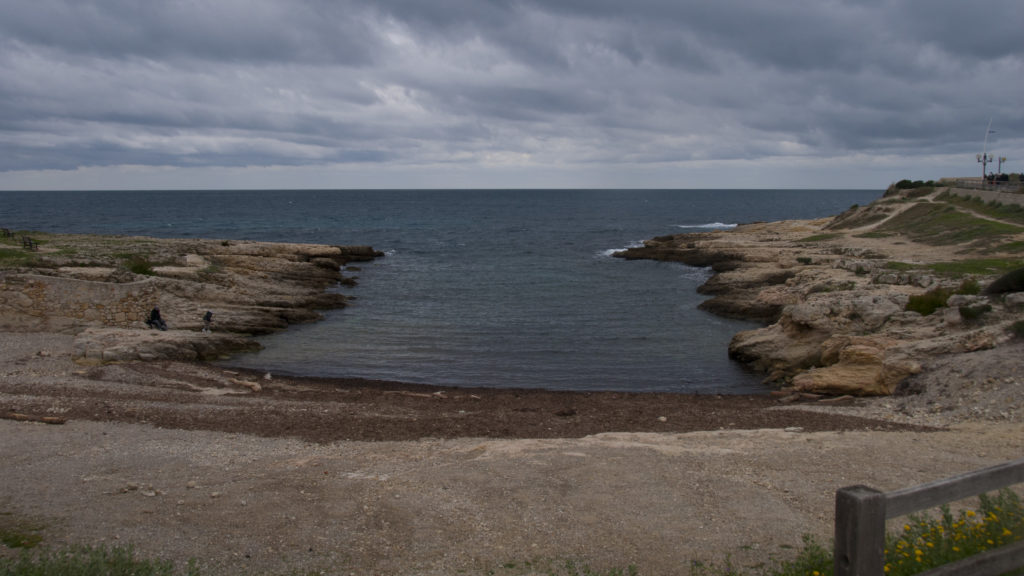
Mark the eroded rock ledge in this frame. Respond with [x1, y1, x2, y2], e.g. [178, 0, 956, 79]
[0, 235, 383, 363]
[616, 187, 1024, 396]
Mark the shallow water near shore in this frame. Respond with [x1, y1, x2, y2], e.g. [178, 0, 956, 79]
[3, 188, 881, 393]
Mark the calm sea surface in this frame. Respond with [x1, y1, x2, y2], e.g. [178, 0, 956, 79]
[2, 189, 881, 393]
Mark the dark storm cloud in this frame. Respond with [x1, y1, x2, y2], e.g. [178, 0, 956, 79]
[0, 0, 1022, 186]
[1, 0, 381, 65]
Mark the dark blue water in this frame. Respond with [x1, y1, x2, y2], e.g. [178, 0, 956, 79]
[2, 189, 881, 393]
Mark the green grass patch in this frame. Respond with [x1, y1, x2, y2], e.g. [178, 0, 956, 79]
[928, 259, 1024, 278]
[798, 233, 842, 242]
[936, 191, 1024, 226]
[854, 231, 896, 239]
[991, 240, 1024, 254]
[0, 513, 44, 550]
[0, 544, 199, 576]
[874, 203, 1023, 246]
[0, 248, 35, 268]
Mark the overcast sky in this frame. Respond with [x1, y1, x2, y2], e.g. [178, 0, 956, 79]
[1, 0, 1022, 190]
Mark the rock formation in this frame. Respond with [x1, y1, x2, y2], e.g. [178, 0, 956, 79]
[616, 186, 1024, 396]
[0, 235, 382, 363]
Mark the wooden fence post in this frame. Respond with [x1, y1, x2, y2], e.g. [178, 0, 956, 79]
[835, 485, 886, 576]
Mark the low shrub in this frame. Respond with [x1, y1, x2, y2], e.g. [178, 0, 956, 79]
[124, 255, 155, 276]
[984, 267, 1024, 294]
[691, 489, 1024, 576]
[956, 278, 981, 295]
[906, 287, 951, 316]
[958, 303, 991, 322]
[1011, 320, 1024, 339]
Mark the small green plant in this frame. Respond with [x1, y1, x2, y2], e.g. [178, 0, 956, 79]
[884, 490, 1023, 575]
[796, 257, 812, 265]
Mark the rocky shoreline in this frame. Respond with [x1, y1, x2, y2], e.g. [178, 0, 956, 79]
[0, 234, 383, 363]
[616, 185, 1024, 402]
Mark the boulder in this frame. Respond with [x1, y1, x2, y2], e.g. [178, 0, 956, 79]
[791, 341, 922, 396]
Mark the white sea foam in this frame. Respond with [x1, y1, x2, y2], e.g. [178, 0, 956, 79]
[676, 222, 737, 229]
[599, 241, 645, 258]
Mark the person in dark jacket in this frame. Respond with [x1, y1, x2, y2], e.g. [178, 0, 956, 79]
[146, 306, 167, 330]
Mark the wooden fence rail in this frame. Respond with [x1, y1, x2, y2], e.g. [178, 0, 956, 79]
[834, 457, 1024, 576]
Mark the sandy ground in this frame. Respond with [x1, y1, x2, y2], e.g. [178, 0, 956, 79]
[2, 332, 1023, 575]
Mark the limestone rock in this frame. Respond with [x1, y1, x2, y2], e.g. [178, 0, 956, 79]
[619, 186, 1024, 396]
[1, 236, 383, 361]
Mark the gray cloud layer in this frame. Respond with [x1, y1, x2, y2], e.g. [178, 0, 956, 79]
[1, 0, 1022, 187]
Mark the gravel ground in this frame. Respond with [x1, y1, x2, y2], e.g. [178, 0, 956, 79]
[2, 331, 1023, 575]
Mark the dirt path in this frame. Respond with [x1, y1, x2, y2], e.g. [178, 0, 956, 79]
[2, 332, 1023, 575]
[3, 418, 1021, 576]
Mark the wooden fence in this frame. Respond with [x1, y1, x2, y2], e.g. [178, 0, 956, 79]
[834, 457, 1024, 576]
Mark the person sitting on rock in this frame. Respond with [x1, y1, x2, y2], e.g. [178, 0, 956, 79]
[146, 306, 167, 331]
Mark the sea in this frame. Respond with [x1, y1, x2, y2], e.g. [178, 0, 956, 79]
[2, 189, 881, 394]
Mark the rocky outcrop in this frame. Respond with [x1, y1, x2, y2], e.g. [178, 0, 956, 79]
[0, 235, 383, 364]
[615, 188, 1024, 396]
[73, 327, 261, 363]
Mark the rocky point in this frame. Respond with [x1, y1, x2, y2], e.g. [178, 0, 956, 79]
[616, 184, 1024, 397]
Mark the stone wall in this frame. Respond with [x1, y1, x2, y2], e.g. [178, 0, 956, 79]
[0, 273, 158, 333]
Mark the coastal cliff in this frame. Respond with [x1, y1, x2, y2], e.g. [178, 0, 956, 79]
[616, 186, 1024, 397]
[0, 233, 382, 363]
